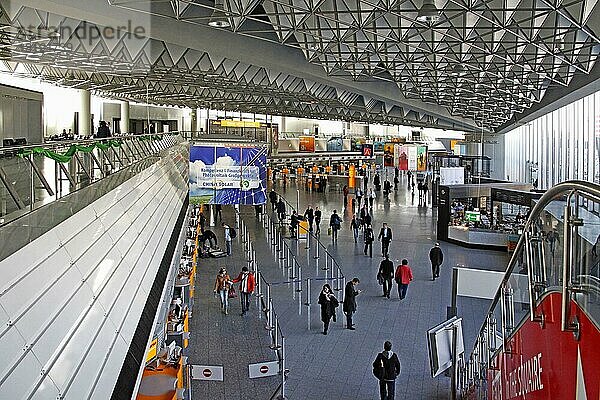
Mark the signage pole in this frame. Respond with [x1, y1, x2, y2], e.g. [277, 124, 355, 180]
[451, 323, 458, 400]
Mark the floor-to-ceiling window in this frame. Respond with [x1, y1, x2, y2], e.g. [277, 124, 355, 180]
[504, 89, 599, 199]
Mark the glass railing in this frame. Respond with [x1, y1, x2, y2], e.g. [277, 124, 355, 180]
[0, 132, 183, 226]
[458, 181, 600, 399]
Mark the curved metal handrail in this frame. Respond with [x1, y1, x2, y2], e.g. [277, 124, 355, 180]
[461, 180, 600, 393]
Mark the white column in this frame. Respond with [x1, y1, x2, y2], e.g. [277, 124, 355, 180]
[191, 109, 198, 133]
[79, 89, 91, 136]
[120, 100, 130, 134]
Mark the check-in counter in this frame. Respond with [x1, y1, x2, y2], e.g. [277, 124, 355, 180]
[447, 226, 508, 250]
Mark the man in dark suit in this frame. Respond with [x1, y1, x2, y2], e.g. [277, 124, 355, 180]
[378, 255, 394, 299]
[343, 278, 361, 330]
[429, 242, 444, 280]
[378, 222, 393, 256]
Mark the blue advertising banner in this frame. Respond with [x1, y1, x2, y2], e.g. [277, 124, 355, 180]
[326, 137, 343, 151]
[189, 145, 267, 205]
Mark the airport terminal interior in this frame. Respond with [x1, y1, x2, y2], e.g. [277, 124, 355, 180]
[0, 0, 599, 399]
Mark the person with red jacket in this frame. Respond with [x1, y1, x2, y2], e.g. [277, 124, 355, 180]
[394, 259, 413, 300]
[231, 266, 256, 316]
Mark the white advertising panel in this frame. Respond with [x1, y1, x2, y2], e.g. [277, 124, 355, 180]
[408, 146, 418, 170]
[439, 167, 464, 185]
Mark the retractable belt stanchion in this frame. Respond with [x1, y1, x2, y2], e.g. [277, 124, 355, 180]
[280, 337, 286, 400]
[323, 252, 329, 271]
[313, 236, 320, 259]
[305, 277, 311, 330]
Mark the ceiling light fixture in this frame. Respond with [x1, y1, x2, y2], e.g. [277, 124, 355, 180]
[208, 0, 231, 28]
[416, 0, 440, 23]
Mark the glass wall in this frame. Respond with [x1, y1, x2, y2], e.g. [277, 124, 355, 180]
[504, 89, 600, 212]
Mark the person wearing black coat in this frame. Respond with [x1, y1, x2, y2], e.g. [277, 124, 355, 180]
[329, 210, 342, 242]
[429, 242, 444, 280]
[199, 229, 217, 249]
[374, 173, 381, 191]
[276, 198, 286, 223]
[318, 284, 339, 335]
[269, 190, 278, 211]
[373, 341, 401, 400]
[364, 224, 374, 258]
[383, 180, 392, 196]
[304, 205, 314, 232]
[314, 207, 322, 234]
[290, 211, 300, 238]
[378, 223, 393, 256]
[378, 254, 394, 298]
[343, 278, 361, 329]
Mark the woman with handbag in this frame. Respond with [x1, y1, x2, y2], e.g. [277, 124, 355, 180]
[318, 284, 339, 335]
[213, 268, 232, 315]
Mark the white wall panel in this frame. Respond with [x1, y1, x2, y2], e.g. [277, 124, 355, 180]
[0, 145, 187, 400]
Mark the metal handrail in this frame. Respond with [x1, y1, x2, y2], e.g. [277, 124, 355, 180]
[233, 208, 287, 397]
[0, 132, 180, 153]
[460, 180, 600, 396]
[0, 132, 184, 227]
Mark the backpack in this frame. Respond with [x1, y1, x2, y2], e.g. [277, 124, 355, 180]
[372, 355, 385, 380]
[229, 227, 237, 239]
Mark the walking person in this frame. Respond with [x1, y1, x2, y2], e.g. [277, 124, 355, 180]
[215, 204, 223, 221]
[374, 172, 381, 191]
[276, 198, 286, 223]
[343, 278, 361, 330]
[318, 284, 339, 335]
[213, 267, 232, 314]
[378, 222, 393, 256]
[269, 189, 278, 211]
[393, 175, 399, 191]
[372, 341, 401, 400]
[343, 185, 349, 208]
[289, 210, 300, 238]
[364, 174, 369, 191]
[350, 214, 360, 243]
[384, 180, 392, 197]
[429, 242, 444, 280]
[368, 188, 376, 209]
[394, 259, 413, 300]
[199, 211, 206, 233]
[364, 224, 374, 257]
[359, 204, 369, 228]
[231, 266, 256, 316]
[304, 205, 315, 232]
[378, 254, 394, 298]
[422, 179, 429, 202]
[355, 188, 363, 209]
[314, 206, 322, 234]
[329, 210, 342, 242]
[546, 228, 559, 255]
[222, 222, 233, 256]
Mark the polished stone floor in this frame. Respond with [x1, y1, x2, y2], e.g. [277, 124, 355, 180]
[237, 175, 510, 400]
[188, 207, 280, 400]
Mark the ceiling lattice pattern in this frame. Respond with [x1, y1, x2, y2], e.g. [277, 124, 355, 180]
[110, 0, 600, 128]
[0, 4, 465, 129]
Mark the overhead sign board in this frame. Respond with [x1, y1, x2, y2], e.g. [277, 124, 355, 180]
[249, 361, 279, 378]
[191, 365, 224, 381]
[220, 120, 261, 128]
